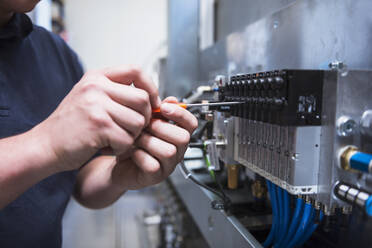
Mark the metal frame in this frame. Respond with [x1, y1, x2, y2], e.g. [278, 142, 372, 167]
[170, 161, 262, 248]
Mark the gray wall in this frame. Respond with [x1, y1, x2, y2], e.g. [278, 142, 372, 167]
[65, 0, 168, 84]
[215, 0, 296, 41]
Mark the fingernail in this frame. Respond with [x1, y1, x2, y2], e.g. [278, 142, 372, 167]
[161, 103, 175, 114]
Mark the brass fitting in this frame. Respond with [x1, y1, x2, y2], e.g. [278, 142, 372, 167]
[227, 164, 239, 189]
[251, 180, 267, 199]
[339, 146, 358, 171]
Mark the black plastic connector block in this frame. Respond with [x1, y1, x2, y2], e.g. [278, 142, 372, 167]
[218, 69, 324, 126]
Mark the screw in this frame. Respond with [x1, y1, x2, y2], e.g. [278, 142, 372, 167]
[329, 61, 348, 76]
[337, 116, 356, 137]
[329, 61, 345, 70]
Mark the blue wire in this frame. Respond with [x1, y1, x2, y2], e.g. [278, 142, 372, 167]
[279, 198, 304, 248]
[275, 189, 290, 247]
[271, 183, 280, 243]
[263, 181, 276, 247]
[287, 202, 312, 248]
[295, 207, 315, 247]
[275, 186, 283, 244]
[296, 211, 324, 247]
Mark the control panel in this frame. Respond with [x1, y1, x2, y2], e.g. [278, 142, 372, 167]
[214, 69, 372, 213]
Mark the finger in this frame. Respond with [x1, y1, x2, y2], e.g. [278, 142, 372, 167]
[102, 120, 134, 155]
[102, 66, 160, 108]
[146, 119, 190, 161]
[147, 119, 190, 148]
[131, 149, 163, 183]
[159, 103, 198, 134]
[106, 99, 147, 138]
[103, 81, 152, 125]
[163, 96, 178, 103]
[136, 132, 177, 176]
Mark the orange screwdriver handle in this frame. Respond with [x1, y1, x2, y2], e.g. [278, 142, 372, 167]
[152, 103, 187, 113]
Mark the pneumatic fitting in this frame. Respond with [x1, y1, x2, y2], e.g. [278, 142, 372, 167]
[339, 146, 372, 173]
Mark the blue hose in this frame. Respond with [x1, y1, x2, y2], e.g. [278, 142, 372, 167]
[275, 189, 290, 247]
[271, 183, 280, 243]
[283, 190, 290, 235]
[287, 202, 312, 248]
[294, 207, 315, 247]
[296, 211, 324, 247]
[278, 198, 304, 248]
[275, 186, 283, 244]
[263, 181, 276, 247]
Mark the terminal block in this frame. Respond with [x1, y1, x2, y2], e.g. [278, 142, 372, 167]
[215, 70, 325, 195]
[218, 70, 324, 126]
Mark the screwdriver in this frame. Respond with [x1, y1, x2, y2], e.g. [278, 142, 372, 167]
[152, 101, 243, 113]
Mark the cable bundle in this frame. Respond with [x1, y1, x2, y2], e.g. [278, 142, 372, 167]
[263, 181, 324, 248]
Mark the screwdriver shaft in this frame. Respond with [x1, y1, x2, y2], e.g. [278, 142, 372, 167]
[152, 101, 242, 113]
[186, 101, 242, 107]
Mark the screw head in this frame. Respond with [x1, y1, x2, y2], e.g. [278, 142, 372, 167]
[337, 116, 356, 137]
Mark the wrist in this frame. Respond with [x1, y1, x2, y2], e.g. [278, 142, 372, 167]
[26, 124, 64, 175]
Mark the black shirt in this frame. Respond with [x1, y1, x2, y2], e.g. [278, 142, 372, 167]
[0, 13, 83, 248]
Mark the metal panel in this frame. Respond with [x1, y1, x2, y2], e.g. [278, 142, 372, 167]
[318, 70, 372, 208]
[170, 162, 262, 248]
[166, 0, 200, 98]
[199, 0, 372, 81]
[215, 0, 296, 40]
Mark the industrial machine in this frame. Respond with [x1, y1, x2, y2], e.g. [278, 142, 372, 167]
[154, 0, 372, 247]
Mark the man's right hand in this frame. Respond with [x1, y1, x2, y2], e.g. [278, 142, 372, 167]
[33, 66, 160, 172]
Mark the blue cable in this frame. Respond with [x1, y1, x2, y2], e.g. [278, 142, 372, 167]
[271, 183, 280, 243]
[263, 181, 276, 247]
[275, 189, 290, 247]
[365, 195, 372, 216]
[295, 207, 315, 247]
[287, 202, 312, 248]
[275, 186, 283, 244]
[296, 211, 324, 247]
[283, 190, 290, 236]
[278, 197, 304, 248]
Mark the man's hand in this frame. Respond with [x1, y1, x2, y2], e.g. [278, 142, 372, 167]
[110, 97, 198, 190]
[34, 66, 160, 172]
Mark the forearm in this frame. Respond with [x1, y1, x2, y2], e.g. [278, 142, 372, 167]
[0, 127, 60, 209]
[73, 156, 128, 209]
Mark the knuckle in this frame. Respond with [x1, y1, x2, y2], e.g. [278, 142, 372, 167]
[190, 116, 198, 131]
[89, 110, 110, 129]
[179, 130, 191, 145]
[81, 90, 101, 107]
[164, 144, 177, 159]
[134, 115, 146, 129]
[123, 134, 134, 146]
[80, 80, 101, 94]
[135, 90, 150, 105]
[146, 160, 161, 174]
